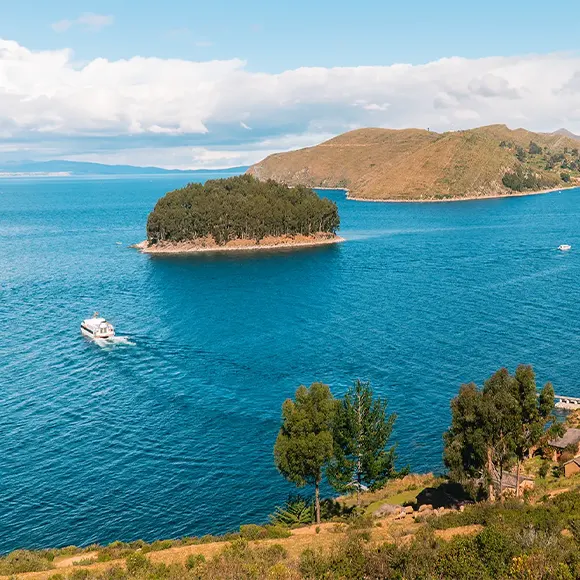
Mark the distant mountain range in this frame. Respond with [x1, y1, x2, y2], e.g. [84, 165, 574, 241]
[551, 128, 580, 140]
[0, 160, 249, 176]
[248, 124, 580, 201]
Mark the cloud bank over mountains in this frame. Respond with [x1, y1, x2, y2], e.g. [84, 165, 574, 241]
[1, 39, 580, 168]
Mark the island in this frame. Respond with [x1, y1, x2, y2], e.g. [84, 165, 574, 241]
[137, 175, 342, 254]
[247, 125, 580, 201]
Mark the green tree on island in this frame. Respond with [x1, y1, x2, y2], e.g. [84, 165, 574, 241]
[274, 383, 336, 524]
[327, 380, 403, 504]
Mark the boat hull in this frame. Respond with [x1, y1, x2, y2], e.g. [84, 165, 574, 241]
[81, 325, 115, 339]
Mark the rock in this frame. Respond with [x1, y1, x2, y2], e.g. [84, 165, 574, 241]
[373, 503, 402, 517]
[404, 506, 414, 514]
[459, 505, 465, 512]
[394, 512, 406, 520]
[418, 504, 433, 513]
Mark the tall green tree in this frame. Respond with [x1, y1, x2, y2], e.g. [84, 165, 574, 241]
[511, 365, 557, 496]
[444, 366, 558, 500]
[274, 383, 336, 524]
[443, 382, 488, 498]
[481, 368, 520, 497]
[327, 380, 401, 504]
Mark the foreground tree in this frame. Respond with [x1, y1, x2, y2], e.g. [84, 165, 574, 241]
[274, 383, 336, 524]
[512, 366, 558, 496]
[443, 383, 488, 498]
[327, 380, 401, 504]
[444, 365, 558, 499]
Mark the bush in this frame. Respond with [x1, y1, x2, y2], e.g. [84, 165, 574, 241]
[539, 461, 550, 479]
[125, 552, 149, 574]
[0, 549, 54, 574]
[561, 172, 571, 183]
[185, 553, 206, 570]
[270, 495, 314, 526]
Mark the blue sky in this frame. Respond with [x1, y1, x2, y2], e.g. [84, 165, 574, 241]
[4, 0, 580, 70]
[1, 1, 580, 168]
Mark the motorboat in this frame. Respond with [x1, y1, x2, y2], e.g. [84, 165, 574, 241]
[81, 313, 115, 339]
[558, 244, 572, 251]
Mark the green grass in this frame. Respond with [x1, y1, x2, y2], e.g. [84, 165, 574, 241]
[365, 489, 422, 513]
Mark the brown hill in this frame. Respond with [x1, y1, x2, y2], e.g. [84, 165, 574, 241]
[247, 125, 580, 200]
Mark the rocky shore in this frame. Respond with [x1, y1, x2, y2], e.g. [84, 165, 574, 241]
[134, 233, 344, 254]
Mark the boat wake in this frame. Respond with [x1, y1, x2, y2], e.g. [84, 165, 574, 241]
[94, 336, 136, 348]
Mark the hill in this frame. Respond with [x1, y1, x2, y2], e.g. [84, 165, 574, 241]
[247, 125, 580, 201]
[0, 160, 249, 176]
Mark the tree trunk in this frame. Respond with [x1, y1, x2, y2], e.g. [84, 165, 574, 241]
[487, 447, 496, 502]
[315, 480, 321, 524]
[357, 471, 361, 506]
[499, 464, 503, 498]
[516, 459, 521, 498]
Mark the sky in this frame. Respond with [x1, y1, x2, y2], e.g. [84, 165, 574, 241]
[1, 0, 580, 168]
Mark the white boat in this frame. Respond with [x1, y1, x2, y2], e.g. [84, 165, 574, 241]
[558, 244, 572, 251]
[81, 313, 115, 339]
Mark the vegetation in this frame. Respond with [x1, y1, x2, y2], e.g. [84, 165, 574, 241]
[146, 175, 339, 245]
[443, 365, 560, 499]
[327, 380, 405, 503]
[7, 365, 580, 580]
[9, 486, 580, 579]
[248, 124, 580, 200]
[274, 383, 336, 524]
[274, 381, 404, 522]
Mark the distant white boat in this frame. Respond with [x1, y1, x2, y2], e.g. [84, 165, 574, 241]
[558, 244, 572, 251]
[81, 313, 115, 339]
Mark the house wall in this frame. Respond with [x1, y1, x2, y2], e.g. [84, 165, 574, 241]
[564, 461, 580, 478]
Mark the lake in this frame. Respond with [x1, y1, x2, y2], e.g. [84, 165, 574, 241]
[1, 175, 579, 552]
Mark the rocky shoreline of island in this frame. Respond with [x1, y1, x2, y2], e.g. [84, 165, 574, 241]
[134, 233, 344, 254]
[344, 185, 576, 203]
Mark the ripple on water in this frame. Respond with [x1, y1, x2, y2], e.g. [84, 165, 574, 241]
[0, 180, 579, 551]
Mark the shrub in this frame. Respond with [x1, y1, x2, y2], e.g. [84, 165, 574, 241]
[185, 553, 206, 570]
[125, 552, 149, 574]
[270, 495, 314, 526]
[0, 549, 54, 574]
[68, 570, 91, 580]
[538, 461, 550, 479]
[240, 524, 268, 540]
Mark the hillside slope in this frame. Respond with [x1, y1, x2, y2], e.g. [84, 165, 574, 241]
[248, 125, 580, 200]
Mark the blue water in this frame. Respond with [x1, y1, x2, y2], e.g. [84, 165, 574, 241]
[1, 176, 579, 553]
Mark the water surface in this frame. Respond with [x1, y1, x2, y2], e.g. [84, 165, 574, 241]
[1, 177, 579, 551]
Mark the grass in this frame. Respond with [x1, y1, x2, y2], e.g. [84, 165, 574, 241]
[365, 489, 422, 513]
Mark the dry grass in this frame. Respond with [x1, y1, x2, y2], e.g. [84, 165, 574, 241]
[248, 124, 580, 200]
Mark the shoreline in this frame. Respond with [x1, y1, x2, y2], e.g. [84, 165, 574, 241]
[134, 234, 344, 255]
[344, 186, 576, 203]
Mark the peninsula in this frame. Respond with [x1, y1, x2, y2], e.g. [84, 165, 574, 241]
[247, 124, 580, 201]
[139, 175, 341, 254]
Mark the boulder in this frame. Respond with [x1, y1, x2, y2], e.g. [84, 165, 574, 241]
[418, 504, 433, 513]
[404, 505, 414, 514]
[373, 503, 402, 517]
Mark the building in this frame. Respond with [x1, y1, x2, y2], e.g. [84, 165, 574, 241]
[548, 428, 580, 462]
[563, 457, 580, 478]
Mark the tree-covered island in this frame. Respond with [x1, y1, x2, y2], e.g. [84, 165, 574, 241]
[139, 175, 342, 253]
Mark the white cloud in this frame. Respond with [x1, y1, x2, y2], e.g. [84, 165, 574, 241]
[52, 13, 114, 33]
[2, 38, 580, 167]
[63, 133, 334, 169]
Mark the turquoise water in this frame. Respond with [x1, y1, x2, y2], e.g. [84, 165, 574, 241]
[1, 176, 579, 552]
